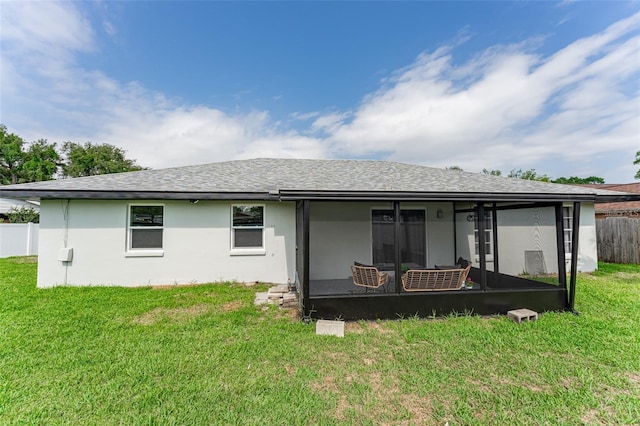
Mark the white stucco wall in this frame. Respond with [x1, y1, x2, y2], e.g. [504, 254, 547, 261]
[454, 202, 598, 276]
[309, 201, 456, 280]
[496, 206, 559, 276]
[575, 203, 598, 273]
[37, 199, 296, 287]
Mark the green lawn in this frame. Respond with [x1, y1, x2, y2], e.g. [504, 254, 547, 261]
[1, 257, 639, 425]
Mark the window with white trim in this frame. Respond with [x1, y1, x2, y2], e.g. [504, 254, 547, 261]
[232, 205, 264, 249]
[563, 207, 573, 255]
[129, 205, 163, 250]
[474, 211, 493, 258]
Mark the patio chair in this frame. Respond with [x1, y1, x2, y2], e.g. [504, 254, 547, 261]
[351, 264, 389, 289]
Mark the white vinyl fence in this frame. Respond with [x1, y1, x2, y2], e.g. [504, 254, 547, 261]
[0, 223, 39, 258]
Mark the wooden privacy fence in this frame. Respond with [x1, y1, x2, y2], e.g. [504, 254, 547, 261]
[596, 217, 640, 264]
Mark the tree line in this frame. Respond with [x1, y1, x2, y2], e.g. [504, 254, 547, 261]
[0, 124, 145, 185]
[450, 155, 640, 184]
[446, 165, 607, 184]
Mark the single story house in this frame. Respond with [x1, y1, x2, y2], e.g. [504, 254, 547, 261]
[1, 158, 635, 320]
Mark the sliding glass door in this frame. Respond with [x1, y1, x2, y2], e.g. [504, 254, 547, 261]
[372, 209, 426, 268]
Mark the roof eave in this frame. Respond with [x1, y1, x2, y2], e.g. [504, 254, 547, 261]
[278, 190, 597, 202]
[0, 189, 279, 201]
[1, 188, 607, 203]
[594, 194, 640, 203]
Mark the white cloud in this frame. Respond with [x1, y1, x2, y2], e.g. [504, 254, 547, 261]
[1, 2, 638, 182]
[0, 1, 94, 56]
[324, 12, 640, 179]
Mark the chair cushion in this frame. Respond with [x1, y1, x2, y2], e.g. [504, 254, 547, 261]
[354, 261, 374, 268]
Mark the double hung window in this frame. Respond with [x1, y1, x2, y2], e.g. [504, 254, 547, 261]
[474, 211, 493, 259]
[129, 205, 163, 250]
[563, 207, 573, 255]
[232, 205, 264, 252]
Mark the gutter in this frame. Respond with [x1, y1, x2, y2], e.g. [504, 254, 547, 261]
[3, 188, 633, 203]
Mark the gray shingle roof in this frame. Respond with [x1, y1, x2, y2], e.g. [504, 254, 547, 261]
[0, 158, 632, 201]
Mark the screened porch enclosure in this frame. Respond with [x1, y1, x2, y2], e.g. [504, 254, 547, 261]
[296, 199, 581, 320]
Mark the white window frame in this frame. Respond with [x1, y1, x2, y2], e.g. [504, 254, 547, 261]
[563, 206, 573, 258]
[474, 210, 494, 262]
[125, 203, 164, 257]
[230, 204, 266, 256]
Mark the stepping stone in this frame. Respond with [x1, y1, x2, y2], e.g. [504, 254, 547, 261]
[316, 319, 345, 337]
[254, 292, 269, 306]
[268, 284, 289, 294]
[507, 308, 539, 324]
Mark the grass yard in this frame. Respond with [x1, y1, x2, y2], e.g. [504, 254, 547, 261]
[1, 257, 639, 425]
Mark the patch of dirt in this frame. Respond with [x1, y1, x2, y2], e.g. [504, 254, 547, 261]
[344, 321, 365, 334]
[581, 405, 616, 425]
[9, 256, 38, 264]
[467, 378, 493, 394]
[132, 304, 210, 325]
[311, 374, 338, 393]
[560, 376, 577, 389]
[402, 393, 434, 424]
[368, 321, 396, 334]
[284, 363, 295, 376]
[626, 372, 640, 386]
[490, 374, 549, 393]
[334, 394, 349, 421]
[313, 368, 440, 425]
[221, 301, 243, 312]
[283, 307, 302, 321]
[344, 320, 396, 334]
[613, 272, 640, 280]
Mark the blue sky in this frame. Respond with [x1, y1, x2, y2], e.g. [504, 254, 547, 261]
[1, 1, 639, 182]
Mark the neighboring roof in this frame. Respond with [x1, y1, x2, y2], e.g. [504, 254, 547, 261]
[0, 158, 636, 202]
[579, 183, 640, 214]
[0, 198, 40, 215]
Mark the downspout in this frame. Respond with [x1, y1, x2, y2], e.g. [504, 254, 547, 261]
[569, 202, 581, 314]
[62, 199, 71, 285]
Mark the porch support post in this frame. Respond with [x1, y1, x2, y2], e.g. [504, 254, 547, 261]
[477, 203, 487, 291]
[302, 200, 311, 318]
[453, 202, 458, 261]
[492, 202, 499, 274]
[569, 202, 581, 312]
[394, 201, 402, 294]
[554, 203, 568, 305]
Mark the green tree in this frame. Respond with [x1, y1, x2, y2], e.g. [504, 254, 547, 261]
[6, 206, 40, 223]
[0, 125, 27, 184]
[22, 139, 60, 182]
[1, 126, 59, 184]
[482, 168, 502, 176]
[508, 168, 551, 182]
[61, 142, 146, 177]
[446, 166, 464, 171]
[552, 176, 605, 184]
[635, 151, 639, 180]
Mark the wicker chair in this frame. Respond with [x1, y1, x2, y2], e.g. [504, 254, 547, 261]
[402, 264, 471, 292]
[351, 265, 389, 289]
